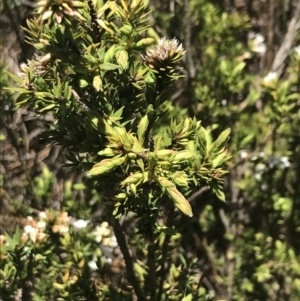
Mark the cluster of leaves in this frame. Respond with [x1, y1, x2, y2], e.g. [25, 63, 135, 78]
[5, 0, 300, 300]
[149, 0, 300, 300]
[2, 0, 230, 300]
[0, 206, 112, 300]
[10, 0, 230, 220]
[0, 167, 215, 301]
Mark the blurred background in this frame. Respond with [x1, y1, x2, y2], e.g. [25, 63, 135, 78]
[1, 0, 300, 300]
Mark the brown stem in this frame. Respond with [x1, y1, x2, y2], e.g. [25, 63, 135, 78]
[187, 186, 209, 203]
[156, 206, 174, 301]
[271, 0, 300, 77]
[147, 229, 157, 301]
[110, 217, 147, 301]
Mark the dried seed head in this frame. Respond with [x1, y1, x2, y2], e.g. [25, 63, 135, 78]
[141, 38, 185, 69]
[37, 0, 84, 23]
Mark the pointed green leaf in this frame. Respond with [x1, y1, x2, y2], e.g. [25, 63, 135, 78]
[137, 114, 149, 145]
[100, 63, 120, 70]
[6, 71, 24, 85]
[211, 183, 226, 202]
[136, 38, 155, 48]
[214, 128, 231, 149]
[39, 103, 56, 112]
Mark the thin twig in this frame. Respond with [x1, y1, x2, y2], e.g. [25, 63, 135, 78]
[271, 1, 300, 77]
[218, 208, 235, 300]
[110, 217, 147, 301]
[187, 186, 209, 203]
[156, 206, 174, 301]
[218, 208, 230, 232]
[183, 0, 196, 78]
[147, 229, 157, 301]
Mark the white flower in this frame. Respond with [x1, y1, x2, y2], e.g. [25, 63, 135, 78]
[39, 211, 47, 220]
[254, 163, 266, 180]
[248, 32, 264, 43]
[109, 235, 118, 248]
[266, 156, 290, 169]
[88, 259, 98, 271]
[240, 150, 248, 159]
[93, 222, 111, 243]
[72, 219, 89, 229]
[24, 224, 36, 234]
[248, 32, 267, 54]
[37, 220, 46, 230]
[255, 163, 266, 172]
[279, 156, 290, 169]
[59, 225, 69, 234]
[263, 72, 277, 84]
[256, 44, 266, 54]
[255, 174, 262, 180]
[23, 225, 38, 243]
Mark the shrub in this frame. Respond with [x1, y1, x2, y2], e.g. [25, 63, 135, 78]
[2, 0, 230, 300]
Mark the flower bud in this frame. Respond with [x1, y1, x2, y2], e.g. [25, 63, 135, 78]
[115, 193, 127, 200]
[136, 38, 155, 48]
[88, 157, 125, 176]
[121, 172, 145, 185]
[156, 176, 174, 188]
[167, 187, 193, 217]
[40, 53, 51, 64]
[120, 24, 133, 35]
[155, 149, 175, 159]
[173, 176, 188, 187]
[171, 151, 195, 163]
[98, 148, 116, 157]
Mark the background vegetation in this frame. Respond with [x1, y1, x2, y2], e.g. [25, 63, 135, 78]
[1, 0, 300, 300]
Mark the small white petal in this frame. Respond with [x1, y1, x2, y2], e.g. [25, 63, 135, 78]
[37, 221, 46, 229]
[72, 219, 89, 229]
[110, 235, 118, 247]
[59, 226, 69, 234]
[24, 225, 35, 234]
[263, 72, 277, 83]
[39, 211, 47, 220]
[279, 157, 290, 168]
[240, 150, 248, 159]
[88, 260, 98, 271]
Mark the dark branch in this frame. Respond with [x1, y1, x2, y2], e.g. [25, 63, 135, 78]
[110, 217, 147, 301]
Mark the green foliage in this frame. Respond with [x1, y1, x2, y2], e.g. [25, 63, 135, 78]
[11, 0, 229, 221]
[3, 0, 230, 300]
[149, 0, 300, 300]
[3, 0, 300, 300]
[0, 209, 114, 300]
